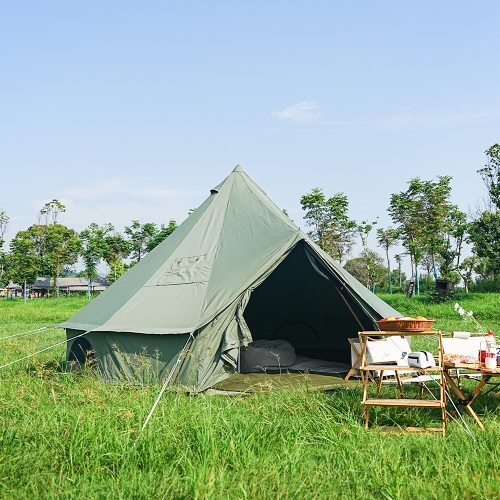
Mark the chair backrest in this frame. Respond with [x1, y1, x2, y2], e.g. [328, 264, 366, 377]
[365, 336, 410, 365]
[442, 335, 485, 356]
[384, 336, 411, 365]
[349, 336, 411, 377]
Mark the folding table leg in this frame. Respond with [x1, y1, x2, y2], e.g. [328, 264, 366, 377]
[395, 371, 405, 398]
[376, 371, 384, 396]
[441, 405, 447, 437]
[444, 371, 485, 430]
[363, 405, 370, 429]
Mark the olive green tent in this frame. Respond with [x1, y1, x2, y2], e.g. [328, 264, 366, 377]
[60, 166, 400, 392]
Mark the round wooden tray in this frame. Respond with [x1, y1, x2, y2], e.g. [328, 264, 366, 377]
[375, 319, 435, 332]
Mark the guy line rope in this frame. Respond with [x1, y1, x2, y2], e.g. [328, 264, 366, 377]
[0, 329, 93, 371]
[0, 325, 59, 342]
[133, 332, 194, 448]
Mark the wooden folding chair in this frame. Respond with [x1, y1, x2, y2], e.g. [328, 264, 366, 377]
[348, 334, 437, 398]
[345, 338, 375, 381]
[344, 338, 402, 382]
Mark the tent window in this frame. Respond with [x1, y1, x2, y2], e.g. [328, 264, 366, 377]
[68, 337, 95, 365]
[157, 255, 211, 285]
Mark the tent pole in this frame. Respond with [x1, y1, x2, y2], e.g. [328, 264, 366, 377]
[338, 288, 365, 330]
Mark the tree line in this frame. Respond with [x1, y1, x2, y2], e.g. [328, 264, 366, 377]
[1, 144, 499, 294]
[300, 144, 500, 293]
[0, 200, 177, 288]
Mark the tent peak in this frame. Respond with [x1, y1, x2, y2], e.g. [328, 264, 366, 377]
[212, 165, 246, 193]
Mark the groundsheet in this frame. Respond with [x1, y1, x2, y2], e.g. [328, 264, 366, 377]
[211, 372, 359, 393]
[266, 355, 351, 375]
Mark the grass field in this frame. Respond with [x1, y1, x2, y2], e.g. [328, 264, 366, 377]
[1, 294, 500, 499]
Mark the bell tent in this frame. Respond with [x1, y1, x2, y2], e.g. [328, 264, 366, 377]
[60, 166, 399, 392]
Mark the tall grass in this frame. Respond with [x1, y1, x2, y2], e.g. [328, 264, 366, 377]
[1, 296, 500, 498]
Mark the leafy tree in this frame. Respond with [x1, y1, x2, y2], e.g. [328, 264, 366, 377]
[376, 227, 399, 294]
[421, 253, 443, 277]
[391, 268, 407, 293]
[477, 144, 500, 211]
[439, 207, 468, 283]
[470, 255, 497, 281]
[357, 219, 379, 291]
[459, 255, 479, 293]
[103, 232, 131, 282]
[468, 145, 500, 280]
[300, 188, 356, 264]
[468, 211, 500, 278]
[39, 199, 66, 225]
[344, 251, 387, 289]
[388, 176, 455, 291]
[145, 220, 177, 253]
[124, 221, 158, 263]
[7, 236, 39, 286]
[10, 223, 82, 293]
[80, 223, 114, 278]
[123, 220, 177, 264]
[106, 260, 126, 283]
[41, 224, 82, 289]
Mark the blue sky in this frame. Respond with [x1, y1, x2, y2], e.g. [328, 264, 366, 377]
[2, 1, 500, 272]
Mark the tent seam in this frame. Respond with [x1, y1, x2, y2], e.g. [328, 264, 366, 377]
[237, 171, 300, 231]
[195, 172, 237, 330]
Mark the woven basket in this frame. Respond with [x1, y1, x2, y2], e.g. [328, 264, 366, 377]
[375, 319, 435, 332]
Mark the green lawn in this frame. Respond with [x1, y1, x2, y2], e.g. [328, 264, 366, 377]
[1, 295, 500, 499]
[380, 292, 500, 333]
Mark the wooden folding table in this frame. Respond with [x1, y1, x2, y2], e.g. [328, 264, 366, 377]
[444, 362, 500, 430]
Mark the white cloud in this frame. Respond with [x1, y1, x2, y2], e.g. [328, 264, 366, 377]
[274, 101, 326, 124]
[274, 102, 414, 128]
[273, 102, 500, 130]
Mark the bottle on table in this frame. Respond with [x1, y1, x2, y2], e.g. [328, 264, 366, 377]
[485, 330, 497, 369]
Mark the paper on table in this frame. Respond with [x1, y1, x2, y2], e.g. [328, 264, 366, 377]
[453, 331, 471, 339]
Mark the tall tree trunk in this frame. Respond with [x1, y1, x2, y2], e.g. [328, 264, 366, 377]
[385, 247, 392, 294]
[432, 253, 438, 280]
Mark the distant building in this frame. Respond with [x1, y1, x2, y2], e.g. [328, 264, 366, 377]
[0, 280, 22, 297]
[31, 277, 110, 296]
[5, 280, 22, 291]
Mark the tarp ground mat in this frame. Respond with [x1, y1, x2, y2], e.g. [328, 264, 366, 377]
[212, 372, 360, 393]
